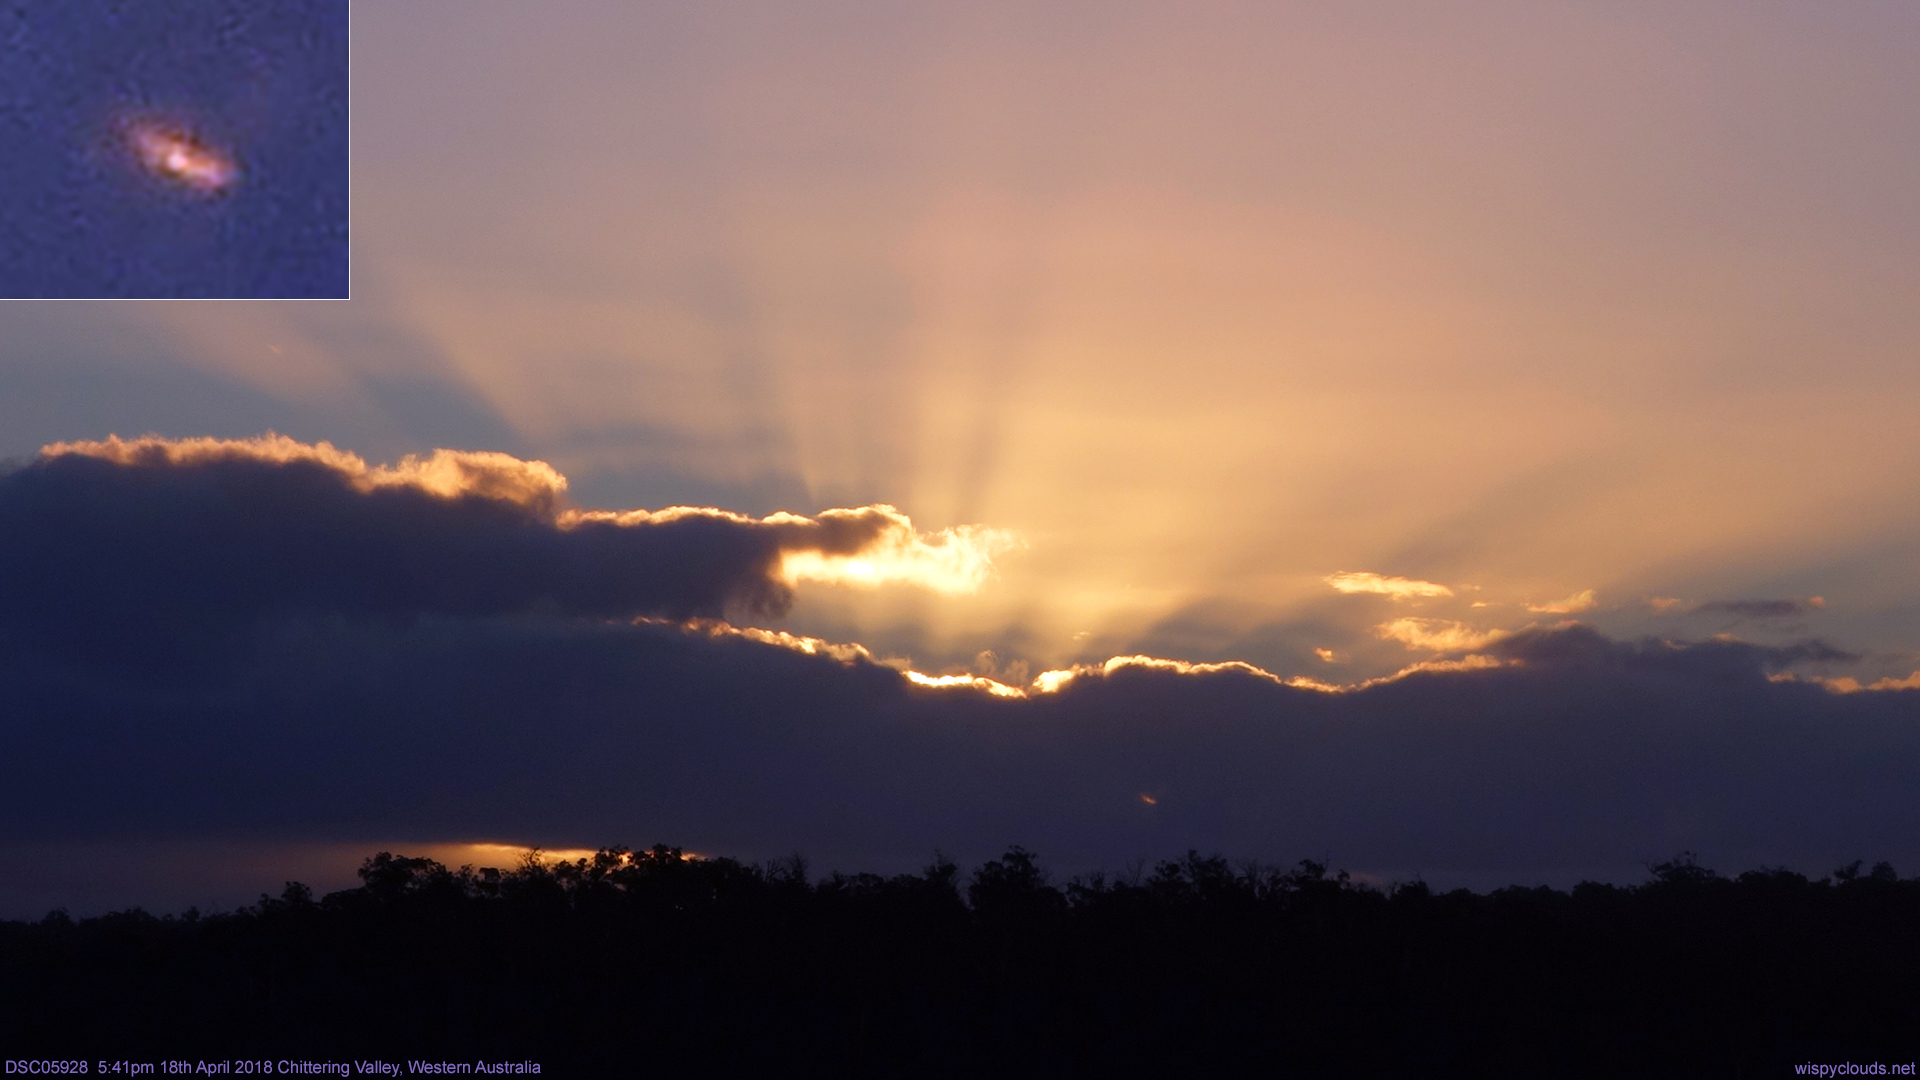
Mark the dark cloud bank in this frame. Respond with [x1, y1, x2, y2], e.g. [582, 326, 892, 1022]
[4, 439, 1919, 911]
[1693, 598, 1823, 619]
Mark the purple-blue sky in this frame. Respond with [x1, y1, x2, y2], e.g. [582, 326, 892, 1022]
[4, 1, 1920, 914]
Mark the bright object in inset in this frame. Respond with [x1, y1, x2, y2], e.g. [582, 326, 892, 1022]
[127, 121, 238, 193]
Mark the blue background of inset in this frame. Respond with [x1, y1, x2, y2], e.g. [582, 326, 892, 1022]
[0, 0, 349, 299]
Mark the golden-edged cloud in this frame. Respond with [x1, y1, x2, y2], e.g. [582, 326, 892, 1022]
[777, 512, 1024, 595]
[675, 614, 1516, 700]
[1022, 650, 1512, 698]
[1374, 617, 1510, 653]
[1526, 589, 1597, 614]
[16, 436, 1020, 640]
[1325, 572, 1453, 601]
[48, 433, 570, 511]
[1795, 669, 1920, 695]
[564, 503, 1022, 596]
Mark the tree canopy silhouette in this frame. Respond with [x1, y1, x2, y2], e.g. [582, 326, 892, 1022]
[2, 845, 1916, 1077]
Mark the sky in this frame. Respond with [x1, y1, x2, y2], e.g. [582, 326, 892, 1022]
[3, 1, 1920, 915]
[0, 0, 347, 298]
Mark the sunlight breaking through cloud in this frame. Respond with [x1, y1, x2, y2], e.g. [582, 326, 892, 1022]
[668, 617, 1516, 699]
[36, 435, 1022, 607]
[777, 511, 1023, 595]
[904, 671, 1028, 698]
[1026, 651, 1514, 697]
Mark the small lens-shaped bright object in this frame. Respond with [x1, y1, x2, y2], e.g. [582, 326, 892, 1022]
[128, 122, 238, 193]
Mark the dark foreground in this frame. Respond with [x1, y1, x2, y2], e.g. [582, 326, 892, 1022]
[1, 846, 1915, 1077]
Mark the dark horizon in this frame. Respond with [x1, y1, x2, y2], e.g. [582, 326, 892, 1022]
[6, 842, 1917, 1075]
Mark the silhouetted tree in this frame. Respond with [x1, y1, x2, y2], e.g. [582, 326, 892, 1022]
[3, 845, 1918, 1076]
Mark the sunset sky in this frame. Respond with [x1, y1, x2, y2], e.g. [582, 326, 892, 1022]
[5, 1, 1920, 914]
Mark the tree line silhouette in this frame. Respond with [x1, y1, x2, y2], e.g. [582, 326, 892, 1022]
[3, 845, 1917, 1077]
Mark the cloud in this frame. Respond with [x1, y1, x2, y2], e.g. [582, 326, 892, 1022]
[1374, 617, 1509, 652]
[1325, 572, 1454, 601]
[1526, 589, 1597, 614]
[50, 433, 570, 508]
[1693, 598, 1826, 619]
[4, 434, 1917, 912]
[776, 514, 1023, 594]
[4, 608, 1913, 910]
[1827, 671, 1920, 693]
[1029, 654, 1290, 695]
[1489, 623, 1857, 672]
[0, 435, 1013, 672]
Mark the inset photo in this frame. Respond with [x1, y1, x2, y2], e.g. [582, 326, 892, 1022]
[0, 0, 349, 299]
